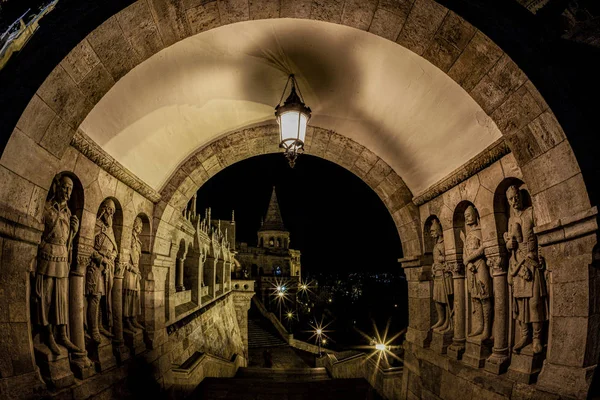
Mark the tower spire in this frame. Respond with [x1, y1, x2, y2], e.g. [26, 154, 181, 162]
[259, 186, 287, 232]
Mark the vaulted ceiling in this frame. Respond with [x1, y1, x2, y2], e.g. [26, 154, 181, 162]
[80, 18, 501, 195]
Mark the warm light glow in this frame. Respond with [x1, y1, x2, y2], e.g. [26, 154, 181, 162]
[279, 111, 308, 143]
[322, 339, 327, 345]
[376, 344, 387, 351]
[287, 312, 293, 318]
[302, 285, 307, 290]
[316, 328, 322, 335]
[278, 292, 284, 298]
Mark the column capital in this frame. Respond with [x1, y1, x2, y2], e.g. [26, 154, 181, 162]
[485, 246, 508, 277]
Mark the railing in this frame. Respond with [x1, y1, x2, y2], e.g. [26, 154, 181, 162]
[170, 351, 246, 398]
[320, 351, 403, 399]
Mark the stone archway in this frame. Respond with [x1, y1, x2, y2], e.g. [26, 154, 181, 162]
[0, 1, 597, 399]
[152, 124, 420, 258]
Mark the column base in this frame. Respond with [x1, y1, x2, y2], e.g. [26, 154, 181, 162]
[537, 362, 595, 399]
[112, 340, 131, 364]
[124, 329, 146, 356]
[485, 350, 510, 375]
[86, 336, 117, 372]
[430, 329, 453, 355]
[462, 337, 493, 368]
[447, 339, 465, 360]
[507, 346, 545, 384]
[34, 344, 75, 389]
[69, 351, 96, 379]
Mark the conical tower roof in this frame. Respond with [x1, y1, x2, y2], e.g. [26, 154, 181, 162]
[259, 186, 287, 232]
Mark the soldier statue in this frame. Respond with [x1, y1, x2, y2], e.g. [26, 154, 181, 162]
[464, 205, 492, 340]
[123, 217, 145, 332]
[86, 199, 118, 343]
[504, 185, 548, 354]
[34, 174, 82, 355]
[430, 219, 453, 333]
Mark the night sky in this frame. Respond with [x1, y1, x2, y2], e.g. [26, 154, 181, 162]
[195, 153, 403, 275]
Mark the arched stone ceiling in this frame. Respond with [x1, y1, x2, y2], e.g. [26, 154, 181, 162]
[80, 18, 501, 195]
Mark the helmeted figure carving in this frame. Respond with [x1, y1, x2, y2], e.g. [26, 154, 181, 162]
[86, 199, 118, 343]
[123, 217, 144, 332]
[504, 185, 548, 354]
[463, 205, 492, 340]
[430, 219, 453, 333]
[34, 175, 82, 355]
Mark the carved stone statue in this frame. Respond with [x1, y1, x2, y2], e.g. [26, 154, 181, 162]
[123, 217, 144, 332]
[86, 199, 118, 343]
[34, 175, 82, 355]
[430, 219, 453, 333]
[504, 185, 548, 354]
[463, 205, 492, 340]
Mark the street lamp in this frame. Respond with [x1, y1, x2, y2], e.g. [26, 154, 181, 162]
[275, 74, 311, 168]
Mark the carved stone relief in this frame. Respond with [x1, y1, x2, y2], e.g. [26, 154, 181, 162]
[430, 218, 454, 334]
[505, 185, 548, 354]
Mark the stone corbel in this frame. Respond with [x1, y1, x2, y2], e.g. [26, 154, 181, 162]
[399, 255, 433, 281]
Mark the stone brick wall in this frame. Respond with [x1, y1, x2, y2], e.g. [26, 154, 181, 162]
[168, 294, 244, 367]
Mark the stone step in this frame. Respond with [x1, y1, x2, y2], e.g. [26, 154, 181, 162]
[236, 367, 330, 381]
[193, 377, 381, 399]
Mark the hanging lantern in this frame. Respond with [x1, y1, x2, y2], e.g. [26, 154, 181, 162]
[275, 74, 311, 168]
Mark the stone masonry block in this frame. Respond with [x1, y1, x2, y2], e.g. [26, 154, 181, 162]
[552, 279, 590, 318]
[16, 95, 56, 144]
[491, 85, 543, 137]
[448, 31, 503, 92]
[547, 316, 588, 367]
[117, 1, 165, 62]
[522, 140, 581, 196]
[1, 128, 59, 190]
[499, 152, 522, 180]
[60, 39, 100, 84]
[365, 159, 392, 189]
[78, 63, 116, 105]
[477, 160, 504, 193]
[341, 0, 378, 31]
[87, 17, 141, 81]
[396, 0, 447, 56]
[310, 0, 345, 23]
[36, 65, 93, 129]
[368, 8, 405, 41]
[186, 2, 221, 34]
[218, 0, 250, 24]
[149, 0, 191, 47]
[280, 0, 312, 18]
[249, 0, 280, 19]
[423, 36, 462, 73]
[434, 11, 476, 50]
[526, 111, 566, 153]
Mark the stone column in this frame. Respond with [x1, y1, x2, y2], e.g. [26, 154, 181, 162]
[447, 253, 466, 360]
[535, 207, 599, 398]
[399, 255, 433, 348]
[111, 258, 130, 363]
[69, 243, 95, 379]
[142, 255, 170, 349]
[485, 247, 510, 374]
[176, 257, 185, 292]
[205, 256, 216, 298]
[232, 280, 255, 365]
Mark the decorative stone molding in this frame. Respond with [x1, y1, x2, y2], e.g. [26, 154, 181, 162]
[534, 206, 598, 246]
[70, 130, 161, 203]
[413, 138, 510, 206]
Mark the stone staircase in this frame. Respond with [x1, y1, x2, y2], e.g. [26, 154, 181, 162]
[247, 318, 287, 348]
[191, 367, 382, 399]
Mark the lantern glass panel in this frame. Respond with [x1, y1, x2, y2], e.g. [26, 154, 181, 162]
[280, 111, 308, 143]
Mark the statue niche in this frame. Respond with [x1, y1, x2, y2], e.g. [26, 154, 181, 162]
[123, 216, 145, 333]
[505, 185, 548, 354]
[430, 218, 453, 333]
[86, 199, 119, 343]
[33, 174, 82, 355]
[463, 205, 492, 341]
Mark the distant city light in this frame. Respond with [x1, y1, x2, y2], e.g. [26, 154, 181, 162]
[278, 292, 284, 298]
